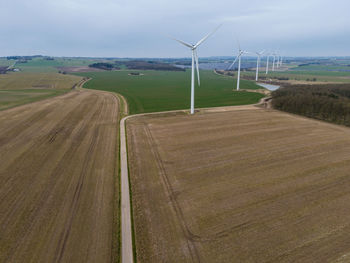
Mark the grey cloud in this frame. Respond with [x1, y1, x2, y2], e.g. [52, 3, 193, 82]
[0, 0, 349, 57]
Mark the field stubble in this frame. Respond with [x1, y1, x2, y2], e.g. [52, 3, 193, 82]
[127, 106, 350, 262]
[0, 88, 120, 262]
[0, 72, 83, 110]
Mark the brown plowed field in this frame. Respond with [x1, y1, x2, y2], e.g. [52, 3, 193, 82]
[0, 89, 120, 263]
[127, 107, 350, 263]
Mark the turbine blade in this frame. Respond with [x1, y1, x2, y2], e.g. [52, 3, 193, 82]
[227, 55, 239, 70]
[195, 50, 200, 86]
[194, 24, 222, 48]
[169, 36, 193, 48]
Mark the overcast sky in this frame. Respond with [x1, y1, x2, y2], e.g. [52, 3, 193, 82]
[1, 0, 349, 57]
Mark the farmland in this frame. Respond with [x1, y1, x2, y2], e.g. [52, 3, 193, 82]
[236, 70, 350, 84]
[0, 72, 83, 110]
[8, 57, 100, 73]
[0, 89, 120, 262]
[77, 70, 264, 114]
[2, 55, 350, 262]
[127, 106, 350, 262]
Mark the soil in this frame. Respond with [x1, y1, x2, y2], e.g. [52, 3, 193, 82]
[126, 106, 350, 263]
[0, 89, 120, 263]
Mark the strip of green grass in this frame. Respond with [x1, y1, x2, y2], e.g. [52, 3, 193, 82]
[76, 70, 264, 114]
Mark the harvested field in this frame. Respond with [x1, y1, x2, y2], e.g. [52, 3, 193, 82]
[0, 89, 120, 262]
[0, 72, 82, 90]
[127, 107, 350, 263]
[0, 72, 83, 110]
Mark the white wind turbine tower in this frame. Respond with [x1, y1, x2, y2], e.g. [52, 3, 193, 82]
[255, 50, 265, 81]
[266, 53, 270, 74]
[276, 54, 280, 69]
[280, 55, 283, 67]
[171, 25, 221, 114]
[277, 53, 283, 68]
[278, 53, 283, 69]
[272, 53, 276, 71]
[227, 41, 249, 91]
[277, 52, 283, 68]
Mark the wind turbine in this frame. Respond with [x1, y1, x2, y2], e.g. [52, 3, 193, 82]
[280, 56, 283, 67]
[255, 50, 265, 81]
[171, 25, 221, 114]
[272, 53, 276, 71]
[227, 41, 249, 91]
[276, 54, 280, 69]
[266, 53, 270, 74]
[277, 53, 283, 68]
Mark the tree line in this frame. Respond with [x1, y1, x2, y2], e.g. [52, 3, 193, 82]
[272, 83, 350, 126]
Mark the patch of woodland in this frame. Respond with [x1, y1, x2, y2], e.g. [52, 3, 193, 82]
[89, 62, 121, 71]
[272, 83, 350, 126]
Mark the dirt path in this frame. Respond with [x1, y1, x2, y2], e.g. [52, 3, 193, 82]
[120, 116, 134, 263]
[0, 88, 120, 263]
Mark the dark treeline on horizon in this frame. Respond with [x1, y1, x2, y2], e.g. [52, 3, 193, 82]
[272, 84, 350, 127]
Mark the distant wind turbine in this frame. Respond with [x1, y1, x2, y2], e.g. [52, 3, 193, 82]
[280, 56, 283, 67]
[272, 53, 276, 71]
[170, 25, 221, 114]
[266, 53, 270, 74]
[277, 53, 283, 68]
[227, 40, 249, 91]
[255, 50, 265, 81]
[276, 52, 283, 69]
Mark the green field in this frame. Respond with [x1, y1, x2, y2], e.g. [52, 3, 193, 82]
[5, 57, 101, 73]
[0, 58, 13, 67]
[290, 63, 350, 72]
[241, 70, 350, 82]
[76, 70, 265, 114]
[0, 72, 82, 110]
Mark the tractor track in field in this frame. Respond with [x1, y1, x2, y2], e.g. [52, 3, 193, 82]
[0, 88, 120, 263]
[142, 123, 201, 262]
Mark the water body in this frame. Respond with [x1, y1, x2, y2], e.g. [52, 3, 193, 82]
[256, 83, 280, 91]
